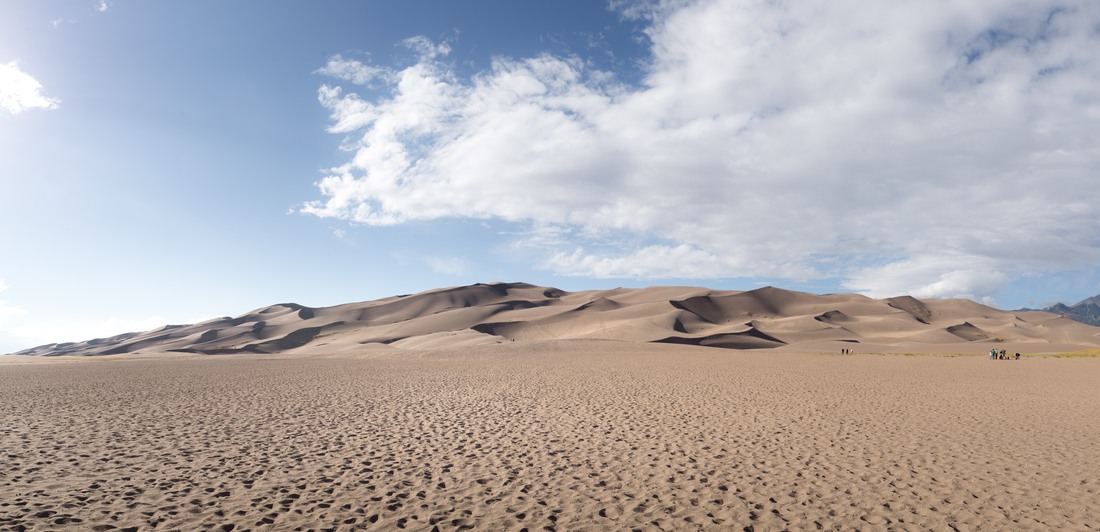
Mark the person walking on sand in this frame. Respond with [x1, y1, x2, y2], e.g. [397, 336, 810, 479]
[990, 348, 997, 360]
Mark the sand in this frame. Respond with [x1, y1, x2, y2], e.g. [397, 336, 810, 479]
[1, 341, 1097, 531]
[13, 282, 1100, 358]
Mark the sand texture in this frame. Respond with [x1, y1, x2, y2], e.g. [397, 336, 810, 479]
[2, 342, 1098, 530]
[10, 283, 1100, 357]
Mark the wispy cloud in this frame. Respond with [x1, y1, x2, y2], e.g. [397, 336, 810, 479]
[401, 36, 452, 60]
[95, 1, 109, 13]
[427, 256, 471, 276]
[306, 0, 1100, 302]
[0, 279, 26, 322]
[0, 61, 60, 114]
[315, 54, 389, 86]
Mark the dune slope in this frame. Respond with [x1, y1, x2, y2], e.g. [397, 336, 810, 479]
[10, 282, 1100, 356]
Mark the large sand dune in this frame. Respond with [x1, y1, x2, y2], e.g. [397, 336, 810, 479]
[5, 284, 1100, 529]
[11, 282, 1100, 357]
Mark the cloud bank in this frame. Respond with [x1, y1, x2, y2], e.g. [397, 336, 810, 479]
[0, 61, 60, 114]
[304, 0, 1100, 301]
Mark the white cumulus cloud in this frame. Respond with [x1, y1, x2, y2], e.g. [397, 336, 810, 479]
[843, 255, 1011, 305]
[305, 0, 1100, 302]
[0, 61, 60, 115]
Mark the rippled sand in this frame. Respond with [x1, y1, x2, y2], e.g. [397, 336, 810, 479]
[1, 341, 1097, 530]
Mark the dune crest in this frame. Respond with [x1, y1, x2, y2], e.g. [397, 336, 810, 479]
[10, 282, 1100, 356]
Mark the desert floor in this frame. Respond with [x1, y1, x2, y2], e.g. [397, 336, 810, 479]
[1, 341, 1097, 531]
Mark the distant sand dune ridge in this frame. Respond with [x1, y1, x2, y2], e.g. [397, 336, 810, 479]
[10, 282, 1100, 357]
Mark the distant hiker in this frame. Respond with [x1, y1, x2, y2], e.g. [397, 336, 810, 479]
[1015, 352, 1020, 360]
[990, 348, 997, 360]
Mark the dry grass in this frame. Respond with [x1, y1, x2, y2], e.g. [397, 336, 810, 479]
[1040, 348, 1100, 358]
[826, 349, 1100, 358]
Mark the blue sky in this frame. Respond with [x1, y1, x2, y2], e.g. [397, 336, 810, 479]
[2, 0, 1099, 353]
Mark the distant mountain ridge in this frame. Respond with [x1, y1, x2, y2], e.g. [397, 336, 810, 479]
[1043, 295, 1100, 327]
[9, 282, 1100, 356]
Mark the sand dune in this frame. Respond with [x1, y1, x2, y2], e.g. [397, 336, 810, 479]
[10, 282, 1100, 356]
[5, 285, 1100, 530]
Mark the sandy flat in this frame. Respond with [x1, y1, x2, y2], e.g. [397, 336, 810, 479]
[1, 341, 1098, 530]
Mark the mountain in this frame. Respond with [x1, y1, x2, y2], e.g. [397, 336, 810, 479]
[1044, 294, 1100, 327]
[10, 282, 1100, 356]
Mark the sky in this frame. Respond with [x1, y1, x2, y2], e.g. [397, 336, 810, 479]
[2, 0, 1100, 353]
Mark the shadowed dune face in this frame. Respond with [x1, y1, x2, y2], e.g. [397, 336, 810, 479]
[9, 282, 1100, 356]
[945, 322, 992, 341]
[886, 295, 933, 324]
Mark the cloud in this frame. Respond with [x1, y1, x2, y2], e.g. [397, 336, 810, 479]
[427, 256, 471, 276]
[843, 255, 1011, 305]
[315, 55, 389, 86]
[95, 1, 109, 13]
[305, 0, 1100, 302]
[401, 36, 452, 59]
[0, 279, 26, 322]
[548, 245, 727, 279]
[0, 61, 60, 114]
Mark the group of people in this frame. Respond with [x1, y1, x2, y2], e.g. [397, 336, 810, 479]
[990, 348, 1020, 360]
[836, 347, 1020, 358]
